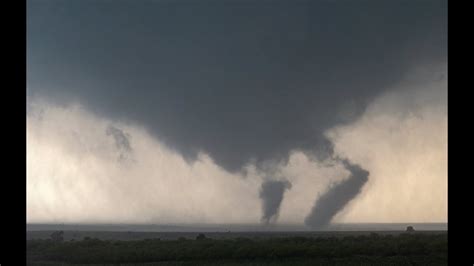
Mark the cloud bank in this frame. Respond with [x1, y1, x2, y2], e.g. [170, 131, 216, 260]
[27, 64, 447, 225]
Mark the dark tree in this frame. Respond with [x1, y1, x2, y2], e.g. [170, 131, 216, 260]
[406, 226, 415, 232]
[196, 233, 207, 240]
[50, 231, 64, 242]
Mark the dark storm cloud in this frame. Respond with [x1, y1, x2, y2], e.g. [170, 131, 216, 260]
[305, 159, 369, 229]
[27, 0, 447, 172]
[259, 180, 292, 224]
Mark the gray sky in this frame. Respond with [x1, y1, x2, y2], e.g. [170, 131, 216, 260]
[27, 0, 447, 225]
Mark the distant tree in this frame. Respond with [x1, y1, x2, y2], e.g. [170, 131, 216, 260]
[370, 232, 379, 238]
[50, 231, 64, 242]
[406, 226, 415, 232]
[196, 233, 207, 241]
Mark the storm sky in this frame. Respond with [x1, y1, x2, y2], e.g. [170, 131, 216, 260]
[27, 0, 447, 225]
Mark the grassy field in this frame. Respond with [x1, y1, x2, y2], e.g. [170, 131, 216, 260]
[27, 231, 447, 265]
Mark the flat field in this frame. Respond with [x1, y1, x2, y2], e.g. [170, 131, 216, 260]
[27, 230, 447, 265]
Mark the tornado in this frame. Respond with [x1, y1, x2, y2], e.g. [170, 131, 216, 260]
[259, 180, 292, 224]
[305, 159, 369, 229]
